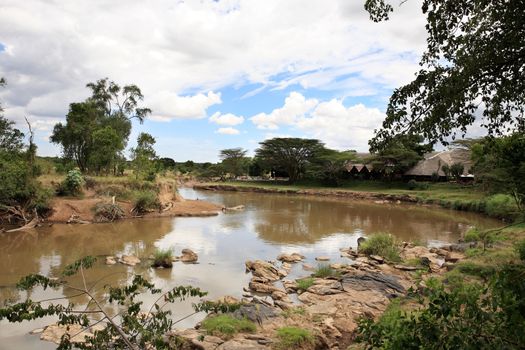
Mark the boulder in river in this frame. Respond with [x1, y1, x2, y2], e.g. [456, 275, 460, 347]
[315, 256, 330, 261]
[181, 248, 198, 263]
[276, 253, 304, 263]
[245, 260, 280, 281]
[118, 255, 141, 266]
[105, 256, 117, 265]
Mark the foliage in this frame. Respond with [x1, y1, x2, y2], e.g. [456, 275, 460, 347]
[219, 148, 249, 177]
[201, 315, 256, 338]
[152, 249, 173, 268]
[255, 138, 326, 183]
[308, 149, 356, 186]
[0, 115, 24, 152]
[58, 169, 85, 196]
[516, 239, 525, 262]
[51, 78, 151, 174]
[131, 132, 158, 180]
[296, 277, 315, 291]
[464, 228, 480, 243]
[275, 327, 314, 349]
[473, 133, 525, 213]
[312, 264, 339, 279]
[131, 190, 159, 214]
[359, 233, 400, 262]
[358, 259, 525, 349]
[449, 162, 465, 180]
[485, 194, 518, 220]
[93, 202, 125, 222]
[0, 256, 241, 350]
[367, 0, 525, 150]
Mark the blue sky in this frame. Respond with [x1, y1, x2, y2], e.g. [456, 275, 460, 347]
[0, 0, 429, 162]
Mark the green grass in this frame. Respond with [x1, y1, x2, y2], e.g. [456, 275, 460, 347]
[152, 249, 173, 268]
[201, 315, 256, 338]
[275, 327, 314, 349]
[312, 264, 339, 278]
[359, 233, 401, 262]
[296, 277, 315, 291]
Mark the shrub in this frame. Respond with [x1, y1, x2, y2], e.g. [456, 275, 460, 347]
[131, 190, 159, 214]
[93, 202, 125, 222]
[407, 179, 418, 190]
[152, 249, 173, 268]
[464, 228, 480, 242]
[516, 239, 525, 261]
[313, 264, 338, 278]
[96, 184, 132, 200]
[485, 194, 518, 219]
[359, 233, 401, 262]
[296, 277, 315, 291]
[275, 327, 314, 349]
[58, 169, 84, 196]
[83, 176, 98, 189]
[201, 315, 256, 338]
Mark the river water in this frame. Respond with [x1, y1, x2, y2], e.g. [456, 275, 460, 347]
[0, 188, 499, 349]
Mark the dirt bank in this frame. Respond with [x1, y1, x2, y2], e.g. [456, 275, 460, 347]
[193, 183, 419, 203]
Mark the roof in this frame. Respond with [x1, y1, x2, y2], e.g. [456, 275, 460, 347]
[404, 148, 472, 176]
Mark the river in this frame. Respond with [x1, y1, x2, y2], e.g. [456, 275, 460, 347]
[0, 188, 499, 349]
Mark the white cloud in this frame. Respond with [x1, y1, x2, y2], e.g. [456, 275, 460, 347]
[250, 92, 318, 129]
[209, 112, 244, 126]
[216, 127, 240, 135]
[148, 91, 221, 121]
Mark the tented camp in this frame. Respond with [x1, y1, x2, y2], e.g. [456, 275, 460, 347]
[404, 148, 473, 180]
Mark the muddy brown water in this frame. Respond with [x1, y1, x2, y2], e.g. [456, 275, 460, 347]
[0, 188, 499, 349]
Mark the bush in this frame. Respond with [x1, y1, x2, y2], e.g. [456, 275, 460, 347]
[407, 179, 418, 190]
[296, 277, 314, 291]
[57, 169, 84, 196]
[464, 228, 480, 242]
[516, 239, 525, 261]
[359, 233, 401, 262]
[83, 176, 98, 189]
[152, 249, 173, 268]
[201, 315, 256, 338]
[131, 190, 159, 214]
[485, 194, 518, 219]
[275, 327, 314, 349]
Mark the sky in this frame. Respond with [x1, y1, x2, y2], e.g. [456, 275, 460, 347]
[0, 0, 430, 162]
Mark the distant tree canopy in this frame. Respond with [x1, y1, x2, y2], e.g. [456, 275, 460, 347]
[366, 0, 525, 151]
[51, 78, 151, 174]
[309, 149, 356, 186]
[219, 148, 249, 177]
[131, 132, 158, 180]
[255, 138, 326, 183]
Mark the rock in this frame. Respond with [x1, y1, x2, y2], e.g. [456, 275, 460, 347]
[41, 323, 105, 344]
[302, 263, 315, 271]
[281, 262, 292, 271]
[443, 262, 456, 271]
[394, 264, 418, 271]
[167, 329, 223, 350]
[274, 299, 294, 310]
[29, 328, 44, 335]
[216, 295, 240, 305]
[217, 338, 268, 350]
[224, 205, 245, 211]
[277, 269, 288, 279]
[119, 255, 141, 266]
[105, 256, 117, 265]
[245, 260, 280, 281]
[271, 290, 290, 301]
[445, 251, 464, 263]
[441, 242, 476, 252]
[330, 263, 344, 270]
[276, 253, 304, 263]
[370, 255, 385, 264]
[307, 279, 343, 295]
[315, 256, 330, 261]
[231, 303, 280, 323]
[342, 272, 405, 295]
[248, 280, 283, 294]
[171, 256, 180, 262]
[181, 248, 199, 263]
[282, 280, 298, 293]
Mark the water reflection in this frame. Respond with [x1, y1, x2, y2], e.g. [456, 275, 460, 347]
[0, 188, 500, 349]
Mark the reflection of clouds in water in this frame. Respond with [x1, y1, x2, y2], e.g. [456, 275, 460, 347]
[279, 231, 366, 255]
[155, 226, 219, 256]
[38, 255, 61, 276]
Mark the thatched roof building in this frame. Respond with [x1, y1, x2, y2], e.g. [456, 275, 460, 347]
[404, 148, 473, 178]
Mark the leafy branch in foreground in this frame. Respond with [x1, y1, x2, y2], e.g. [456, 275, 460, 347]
[0, 256, 240, 350]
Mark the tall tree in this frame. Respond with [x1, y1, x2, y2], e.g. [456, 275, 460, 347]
[219, 148, 249, 177]
[255, 138, 326, 183]
[51, 79, 151, 173]
[366, 0, 525, 151]
[131, 132, 158, 180]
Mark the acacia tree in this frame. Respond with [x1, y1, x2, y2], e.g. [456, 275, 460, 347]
[366, 0, 525, 151]
[219, 148, 249, 177]
[51, 79, 151, 173]
[255, 138, 326, 183]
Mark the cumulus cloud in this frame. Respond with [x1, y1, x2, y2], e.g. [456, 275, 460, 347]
[250, 92, 318, 129]
[216, 127, 240, 135]
[209, 112, 244, 126]
[250, 92, 385, 151]
[148, 91, 221, 121]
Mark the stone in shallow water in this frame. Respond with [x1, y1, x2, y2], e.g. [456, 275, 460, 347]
[118, 255, 140, 266]
[315, 256, 330, 261]
[181, 248, 198, 262]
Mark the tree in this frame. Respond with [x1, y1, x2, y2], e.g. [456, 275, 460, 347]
[366, 0, 525, 151]
[158, 157, 176, 171]
[89, 126, 123, 175]
[472, 133, 525, 212]
[449, 162, 465, 180]
[51, 79, 151, 173]
[219, 148, 249, 177]
[255, 138, 326, 183]
[131, 132, 158, 180]
[308, 149, 357, 186]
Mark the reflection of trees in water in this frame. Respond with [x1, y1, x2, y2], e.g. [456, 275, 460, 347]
[252, 195, 497, 245]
